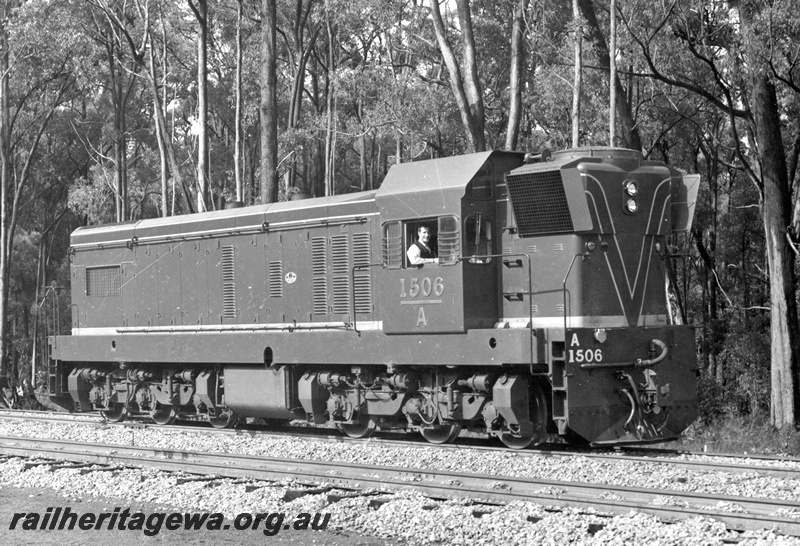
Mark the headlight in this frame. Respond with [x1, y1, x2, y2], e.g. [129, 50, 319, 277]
[626, 198, 638, 213]
[624, 180, 638, 196]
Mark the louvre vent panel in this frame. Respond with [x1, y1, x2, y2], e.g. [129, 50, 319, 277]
[352, 232, 371, 266]
[352, 232, 372, 313]
[269, 261, 284, 297]
[311, 237, 328, 315]
[222, 246, 236, 318]
[86, 265, 121, 297]
[332, 276, 350, 315]
[331, 235, 349, 274]
[354, 275, 372, 313]
[313, 278, 329, 315]
[506, 170, 573, 236]
[311, 237, 327, 275]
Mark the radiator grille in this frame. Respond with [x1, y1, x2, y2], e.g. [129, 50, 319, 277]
[331, 235, 349, 273]
[222, 246, 236, 318]
[311, 237, 328, 315]
[506, 169, 573, 236]
[352, 232, 372, 314]
[352, 232, 371, 267]
[332, 276, 350, 315]
[268, 261, 283, 297]
[86, 266, 121, 297]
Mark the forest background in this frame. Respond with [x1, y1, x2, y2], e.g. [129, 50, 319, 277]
[1, 0, 800, 445]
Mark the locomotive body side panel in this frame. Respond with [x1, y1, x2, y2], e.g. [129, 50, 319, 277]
[49, 329, 533, 367]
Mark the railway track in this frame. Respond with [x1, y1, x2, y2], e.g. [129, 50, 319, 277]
[2, 409, 800, 480]
[0, 433, 799, 537]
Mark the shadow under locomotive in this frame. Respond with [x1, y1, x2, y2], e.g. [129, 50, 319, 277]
[46, 147, 700, 448]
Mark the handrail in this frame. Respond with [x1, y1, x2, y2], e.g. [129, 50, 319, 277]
[562, 253, 589, 338]
[70, 216, 370, 252]
[580, 338, 668, 369]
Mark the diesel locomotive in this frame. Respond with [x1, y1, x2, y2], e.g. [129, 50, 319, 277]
[47, 147, 700, 448]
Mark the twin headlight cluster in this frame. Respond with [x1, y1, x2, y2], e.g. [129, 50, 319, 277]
[622, 179, 638, 214]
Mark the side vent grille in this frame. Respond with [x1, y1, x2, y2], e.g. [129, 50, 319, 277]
[332, 276, 350, 315]
[86, 265, 121, 297]
[352, 232, 372, 314]
[311, 237, 328, 315]
[331, 235, 349, 315]
[506, 169, 573, 236]
[269, 261, 284, 297]
[331, 235, 349, 273]
[222, 246, 236, 318]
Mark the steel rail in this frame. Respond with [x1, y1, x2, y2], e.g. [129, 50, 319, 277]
[2, 411, 800, 480]
[0, 435, 799, 537]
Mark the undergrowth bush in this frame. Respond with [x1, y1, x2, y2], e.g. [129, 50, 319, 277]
[675, 414, 800, 456]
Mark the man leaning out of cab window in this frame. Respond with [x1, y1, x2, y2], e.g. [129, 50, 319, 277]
[407, 223, 439, 267]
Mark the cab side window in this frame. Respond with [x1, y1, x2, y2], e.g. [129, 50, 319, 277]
[435, 216, 460, 265]
[382, 216, 460, 269]
[465, 213, 493, 263]
[382, 221, 403, 269]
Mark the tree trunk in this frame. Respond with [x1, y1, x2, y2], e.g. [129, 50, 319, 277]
[107, 34, 129, 222]
[149, 24, 169, 217]
[608, 0, 616, 146]
[577, 0, 642, 150]
[190, 0, 210, 211]
[323, 3, 336, 196]
[234, 0, 243, 202]
[572, 0, 582, 148]
[260, 0, 278, 203]
[430, 0, 485, 152]
[750, 75, 800, 429]
[0, 10, 10, 380]
[505, 0, 529, 151]
[455, 0, 485, 151]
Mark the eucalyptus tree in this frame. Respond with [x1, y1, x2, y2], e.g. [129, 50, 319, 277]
[429, 0, 485, 152]
[0, 0, 88, 380]
[89, 0, 195, 216]
[260, 0, 278, 203]
[624, 0, 800, 428]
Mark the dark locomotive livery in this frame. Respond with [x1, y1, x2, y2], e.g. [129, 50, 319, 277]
[47, 147, 700, 448]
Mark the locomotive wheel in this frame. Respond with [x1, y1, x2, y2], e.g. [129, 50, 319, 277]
[499, 383, 548, 450]
[420, 424, 462, 444]
[336, 418, 376, 439]
[208, 409, 238, 429]
[150, 404, 177, 426]
[100, 404, 126, 422]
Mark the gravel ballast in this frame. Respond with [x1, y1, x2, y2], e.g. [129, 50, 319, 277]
[1, 418, 799, 544]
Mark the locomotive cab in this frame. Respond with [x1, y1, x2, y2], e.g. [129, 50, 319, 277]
[375, 151, 525, 334]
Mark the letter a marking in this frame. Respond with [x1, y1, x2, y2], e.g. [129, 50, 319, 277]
[417, 307, 427, 327]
